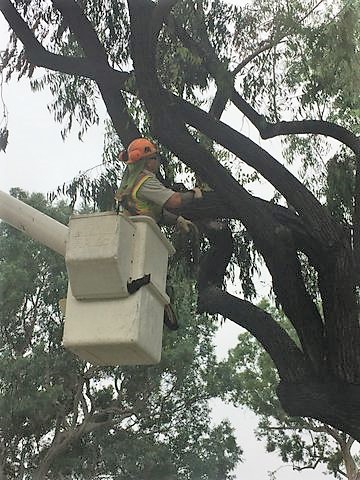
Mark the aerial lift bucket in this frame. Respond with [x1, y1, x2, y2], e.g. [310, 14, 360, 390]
[63, 212, 175, 365]
[0, 190, 175, 366]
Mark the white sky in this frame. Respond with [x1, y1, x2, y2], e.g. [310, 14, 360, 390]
[0, 77, 106, 194]
[0, 13, 336, 480]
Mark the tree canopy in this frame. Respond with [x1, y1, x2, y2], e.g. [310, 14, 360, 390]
[1, 0, 360, 440]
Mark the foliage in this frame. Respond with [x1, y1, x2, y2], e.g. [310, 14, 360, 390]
[0, 190, 241, 479]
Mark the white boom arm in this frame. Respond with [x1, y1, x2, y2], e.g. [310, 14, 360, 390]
[0, 190, 68, 256]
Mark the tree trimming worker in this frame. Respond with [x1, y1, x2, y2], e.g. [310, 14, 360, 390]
[114, 138, 202, 232]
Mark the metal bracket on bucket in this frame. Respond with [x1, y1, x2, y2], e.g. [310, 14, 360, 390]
[127, 274, 151, 294]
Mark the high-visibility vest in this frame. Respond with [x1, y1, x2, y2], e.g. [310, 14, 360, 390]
[120, 172, 163, 221]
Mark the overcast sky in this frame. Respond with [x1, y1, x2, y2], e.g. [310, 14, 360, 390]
[0, 12, 337, 480]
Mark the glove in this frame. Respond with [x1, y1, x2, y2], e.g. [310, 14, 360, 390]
[177, 215, 193, 233]
[192, 187, 202, 199]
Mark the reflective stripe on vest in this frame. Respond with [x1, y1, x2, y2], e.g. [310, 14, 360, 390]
[128, 173, 162, 220]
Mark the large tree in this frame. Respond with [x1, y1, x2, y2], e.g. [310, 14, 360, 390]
[1, 0, 360, 439]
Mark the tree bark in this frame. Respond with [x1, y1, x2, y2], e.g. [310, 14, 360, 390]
[277, 381, 360, 442]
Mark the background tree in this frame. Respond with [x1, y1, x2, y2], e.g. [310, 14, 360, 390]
[218, 300, 360, 480]
[0, 189, 241, 480]
[0, 0, 360, 439]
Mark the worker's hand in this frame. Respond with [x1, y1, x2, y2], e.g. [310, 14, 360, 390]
[192, 187, 202, 199]
[177, 215, 193, 233]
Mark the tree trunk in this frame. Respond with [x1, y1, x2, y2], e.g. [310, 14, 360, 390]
[277, 381, 360, 441]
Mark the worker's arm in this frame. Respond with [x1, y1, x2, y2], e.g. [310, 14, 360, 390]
[164, 192, 190, 209]
[164, 187, 202, 209]
[138, 176, 202, 209]
[137, 176, 202, 232]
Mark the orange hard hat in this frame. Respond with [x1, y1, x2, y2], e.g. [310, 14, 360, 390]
[125, 138, 158, 164]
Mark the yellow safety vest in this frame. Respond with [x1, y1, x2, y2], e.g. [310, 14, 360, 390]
[120, 173, 163, 221]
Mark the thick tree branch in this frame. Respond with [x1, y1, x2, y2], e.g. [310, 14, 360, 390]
[52, 0, 140, 144]
[199, 286, 310, 382]
[52, 0, 108, 63]
[173, 93, 341, 248]
[195, 216, 324, 375]
[173, 192, 323, 265]
[230, 92, 360, 178]
[177, 196, 326, 373]
[156, 121, 326, 368]
[197, 219, 234, 291]
[0, 0, 130, 85]
[182, 90, 360, 380]
[161, 131, 326, 374]
[98, 85, 140, 145]
[259, 117, 360, 157]
[1, 0, 139, 146]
